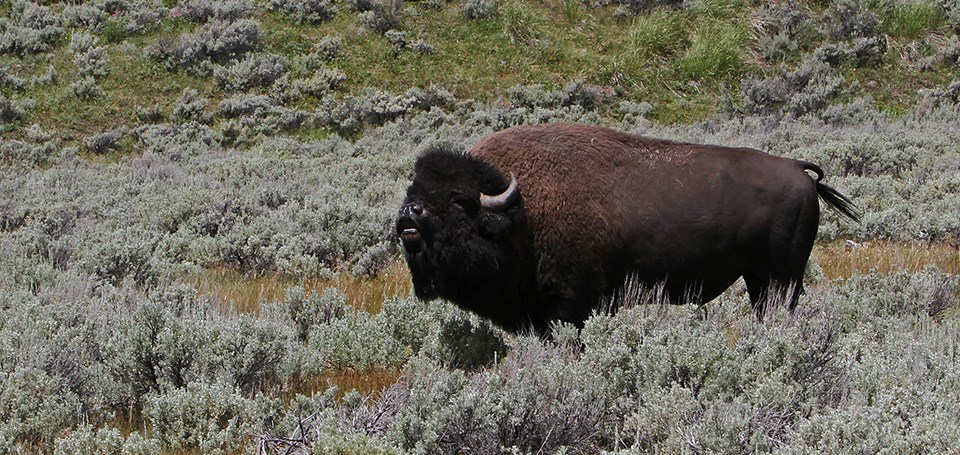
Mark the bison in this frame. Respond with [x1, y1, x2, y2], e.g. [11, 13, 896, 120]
[397, 123, 858, 335]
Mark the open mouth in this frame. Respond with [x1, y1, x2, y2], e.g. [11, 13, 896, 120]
[397, 219, 423, 252]
[400, 227, 420, 241]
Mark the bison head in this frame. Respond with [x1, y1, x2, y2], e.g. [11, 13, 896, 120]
[397, 148, 534, 330]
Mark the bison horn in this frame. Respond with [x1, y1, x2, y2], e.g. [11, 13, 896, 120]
[480, 173, 519, 211]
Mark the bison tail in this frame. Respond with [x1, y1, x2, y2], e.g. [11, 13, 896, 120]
[817, 182, 860, 222]
[801, 161, 860, 223]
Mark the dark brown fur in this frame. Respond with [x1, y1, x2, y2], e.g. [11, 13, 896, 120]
[399, 123, 858, 335]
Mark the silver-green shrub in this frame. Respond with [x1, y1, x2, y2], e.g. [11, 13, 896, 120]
[53, 425, 124, 455]
[0, 65, 27, 90]
[69, 31, 109, 80]
[738, 59, 843, 118]
[145, 380, 279, 452]
[314, 35, 344, 62]
[175, 0, 253, 24]
[356, 0, 403, 34]
[283, 286, 348, 341]
[2, 7, 960, 449]
[62, 4, 107, 31]
[83, 128, 126, 155]
[150, 18, 263, 74]
[507, 80, 611, 111]
[172, 88, 210, 123]
[308, 309, 407, 370]
[0, 95, 27, 124]
[70, 75, 104, 100]
[104, 287, 304, 399]
[387, 339, 609, 454]
[268, 0, 337, 24]
[586, 0, 684, 17]
[213, 53, 288, 92]
[0, 367, 81, 450]
[825, 0, 882, 41]
[0, 1, 65, 55]
[463, 0, 496, 20]
[315, 88, 418, 135]
[292, 67, 346, 99]
[756, 1, 821, 62]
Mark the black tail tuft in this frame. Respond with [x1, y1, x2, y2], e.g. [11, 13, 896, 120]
[801, 161, 860, 222]
[817, 182, 861, 222]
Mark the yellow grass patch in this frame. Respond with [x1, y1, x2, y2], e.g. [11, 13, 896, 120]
[189, 259, 413, 315]
[282, 367, 404, 403]
[813, 241, 960, 280]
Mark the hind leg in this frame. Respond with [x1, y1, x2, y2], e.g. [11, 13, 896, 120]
[742, 176, 821, 320]
[743, 273, 804, 321]
[743, 273, 770, 321]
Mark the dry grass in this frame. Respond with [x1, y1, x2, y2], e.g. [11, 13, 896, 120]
[813, 241, 960, 280]
[189, 258, 413, 315]
[188, 243, 959, 315]
[281, 367, 404, 403]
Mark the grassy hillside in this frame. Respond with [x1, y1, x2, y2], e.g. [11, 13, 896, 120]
[2, 0, 960, 453]
[3, 0, 959, 143]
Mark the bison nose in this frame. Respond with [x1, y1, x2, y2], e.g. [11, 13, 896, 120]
[400, 203, 425, 220]
[399, 204, 420, 220]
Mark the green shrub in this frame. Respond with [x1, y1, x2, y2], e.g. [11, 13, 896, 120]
[101, 18, 127, 44]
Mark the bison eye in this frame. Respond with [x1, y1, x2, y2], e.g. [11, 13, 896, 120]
[450, 192, 478, 211]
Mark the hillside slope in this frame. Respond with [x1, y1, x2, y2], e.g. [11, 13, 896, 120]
[2, 0, 959, 143]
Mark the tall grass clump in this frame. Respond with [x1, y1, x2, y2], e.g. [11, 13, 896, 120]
[675, 20, 749, 81]
[625, 8, 689, 61]
[500, 0, 547, 45]
[620, 5, 750, 84]
[877, 0, 944, 39]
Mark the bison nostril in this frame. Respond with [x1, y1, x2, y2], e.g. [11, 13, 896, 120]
[412, 204, 423, 216]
